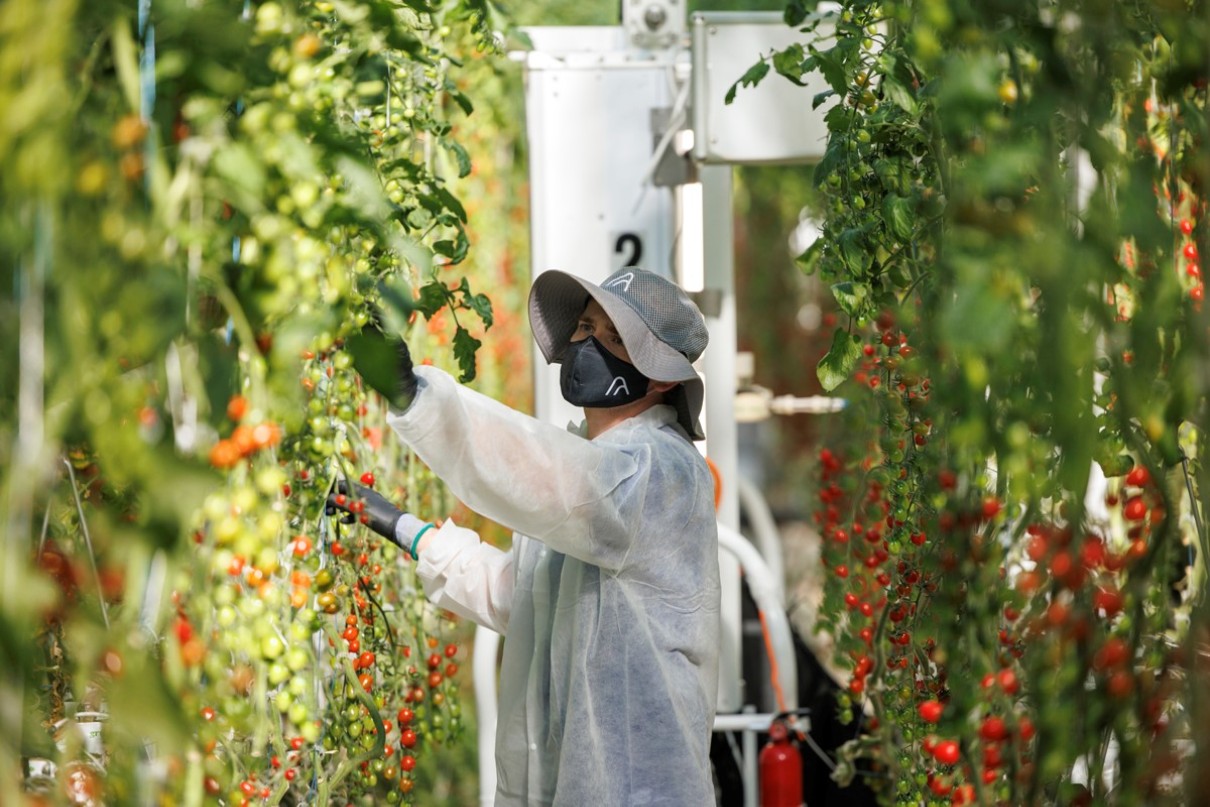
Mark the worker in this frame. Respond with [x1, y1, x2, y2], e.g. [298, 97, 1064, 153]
[328, 267, 721, 806]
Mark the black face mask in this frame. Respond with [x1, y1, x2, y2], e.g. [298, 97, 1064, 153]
[560, 336, 650, 408]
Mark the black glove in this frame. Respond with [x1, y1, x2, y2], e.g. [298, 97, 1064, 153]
[325, 479, 405, 547]
[345, 324, 419, 411]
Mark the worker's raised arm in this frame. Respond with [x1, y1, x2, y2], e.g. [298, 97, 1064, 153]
[386, 366, 645, 571]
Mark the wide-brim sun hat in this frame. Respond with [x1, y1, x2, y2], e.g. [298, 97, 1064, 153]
[528, 267, 709, 440]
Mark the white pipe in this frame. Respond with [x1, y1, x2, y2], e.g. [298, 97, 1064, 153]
[736, 477, 785, 606]
[716, 523, 797, 713]
[713, 711, 810, 734]
[473, 625, 501, 807]
[742, 706, 759, 807]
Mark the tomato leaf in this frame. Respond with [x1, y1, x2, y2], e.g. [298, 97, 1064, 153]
[455, 277, 494, 329]
[415, 281, 448, 319]
[107, 646, 191, 752]
[813, 136, 844, 185]
[808, 45, 847, 96]
[823, 104, 853, 133]
[212, 144, 266, 213]
[452, 325, 481, 383]
[725, 60, 770, 105]
[335, 155, 390, 222]
[795, 238, 824, 275]
[385, 231, 433, 275]
[881, 78, 919, 115]
[772, 44, 807, 85]
[882, 194, 914, 242]
[110, 18, 142, 113]
[446, 85, 474, 116]
[432, 185, 467, 223]
[817, 328, 862, 391]
[433, 231, 469, 264]
[784, 0, 810, 27]
[831, 281, 869, 318]
[443, 138, 472, 178]
[197, 334, 240, 428]
[838, 226, 873, 275]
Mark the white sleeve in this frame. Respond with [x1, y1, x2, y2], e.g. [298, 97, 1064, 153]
[414, 519, 514, 635]
[386, 366, 645, 571]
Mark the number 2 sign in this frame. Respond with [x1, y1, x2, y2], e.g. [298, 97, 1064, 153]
[612, 232, 645, 272]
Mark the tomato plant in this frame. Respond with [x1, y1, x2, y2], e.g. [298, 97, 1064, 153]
[0, 0, 512, 804]
[738, 0, 1209, 803]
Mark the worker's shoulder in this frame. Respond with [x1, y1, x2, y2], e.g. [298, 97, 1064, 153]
[612, 410, 703, 463]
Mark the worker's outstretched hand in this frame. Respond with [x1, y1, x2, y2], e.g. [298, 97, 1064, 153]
[345, 323, 419, 411]
[325, 480, 432, 559]
[325, 479, 405, 545]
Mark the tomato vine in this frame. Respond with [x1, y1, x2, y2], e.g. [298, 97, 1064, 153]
[1, 0, 507, 804]
[740, 0, 1209, 803]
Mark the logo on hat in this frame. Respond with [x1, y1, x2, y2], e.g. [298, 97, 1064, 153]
[605, 376, 631, 397]
[603, 272, 635, 293]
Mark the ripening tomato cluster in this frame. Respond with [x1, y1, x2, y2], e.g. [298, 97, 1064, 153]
[208, 397, 284, 470]
[169, 341, 467, 806]
[1178, 219, 1203, 302]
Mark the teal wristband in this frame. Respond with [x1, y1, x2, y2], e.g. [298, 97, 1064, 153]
[409, 523, 434, 560]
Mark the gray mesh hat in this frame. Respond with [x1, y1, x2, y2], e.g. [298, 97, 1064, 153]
[528, 267, 709, 440]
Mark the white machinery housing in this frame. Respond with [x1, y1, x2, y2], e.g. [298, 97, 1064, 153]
[476, 8, 838, 807]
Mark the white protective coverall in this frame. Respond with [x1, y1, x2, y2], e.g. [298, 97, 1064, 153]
[387, 366, 721, 806]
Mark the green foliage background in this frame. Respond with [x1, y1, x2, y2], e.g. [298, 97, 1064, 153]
[752, 0, 1210, 803]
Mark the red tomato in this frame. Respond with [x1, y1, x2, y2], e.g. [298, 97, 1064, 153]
[1094, 587, 1124, 617]
[1125, 465, 1150, 487]
[979, 716, 1009, 742]
[996, 669, 1020, 695]
[1094, 637, 1130, 671]
[918, 700, 944, 723]
[933, 739, 960, 766]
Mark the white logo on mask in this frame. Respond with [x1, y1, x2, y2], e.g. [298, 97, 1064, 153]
[604, 272, 635, 292]
[605, 377, 631, 397]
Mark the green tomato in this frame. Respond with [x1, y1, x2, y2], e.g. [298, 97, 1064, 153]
[256, 467, 288, 497]
[203, 494, 230, 522]
[231, 486, 259, 515]
[239, 595, 266, 620]
[217, 605, 238, 629]
[289, 702, 310, 726]
[262, 635, 285, 660]
[214, 515, 242, 546]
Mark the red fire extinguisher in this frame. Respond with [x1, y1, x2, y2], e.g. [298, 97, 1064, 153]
[759, 719, 803, 807]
